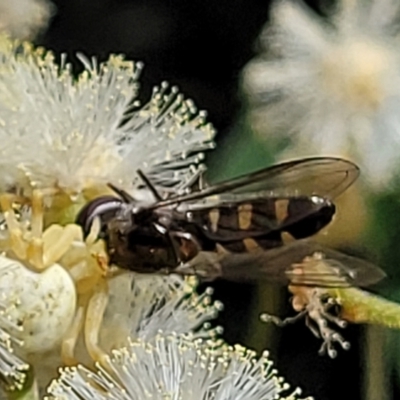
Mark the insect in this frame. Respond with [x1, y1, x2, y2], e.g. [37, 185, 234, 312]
[0, 189, 112, 369]
[76, 156, 387, 357]
[77, 157, 382, 286]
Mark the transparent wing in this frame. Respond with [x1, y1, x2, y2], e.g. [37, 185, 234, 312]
[217, 240, 385, 288]
[154, 156, 359, 209]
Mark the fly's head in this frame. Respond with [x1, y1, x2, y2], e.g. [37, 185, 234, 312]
[77, 195, 180, 274]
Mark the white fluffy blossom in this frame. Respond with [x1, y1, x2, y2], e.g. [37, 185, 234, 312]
[46, 334, 310, 400]
[0, 33, 305, 400]
[0, 0, 54, 40]
[243, 0, 400, 188]
[100, 274, 223, 351]
[0, 34, 218, 393]
[0, 263, 30, 392]
[25, 274, 223, 393]
[0, 37, 215, 196]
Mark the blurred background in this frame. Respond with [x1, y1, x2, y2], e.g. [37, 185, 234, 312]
[11, 0, 400, 399]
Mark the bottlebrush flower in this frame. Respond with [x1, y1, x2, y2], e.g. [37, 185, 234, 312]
[0, 37, 215, 198]
[0, 34, 217, 394]
[25, 274, 223, 393]
[0, 266, 30, 392]
[46, 333, 310, 400]
[99, 274, 224, 352]
[243, 0, 400, 188]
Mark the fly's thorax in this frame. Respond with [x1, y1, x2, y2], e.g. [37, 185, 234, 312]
[107, 206, 198, 272]
[107, 213, 178, 273]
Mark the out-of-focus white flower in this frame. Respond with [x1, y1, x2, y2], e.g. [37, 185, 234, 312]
[0, 37, 215, 197]
[243, 0, 400, 188]
[46, 333, 310, 400]
[0, 0, 54, 40]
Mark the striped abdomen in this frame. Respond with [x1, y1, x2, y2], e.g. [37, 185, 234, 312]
[189, 196, 335, 253]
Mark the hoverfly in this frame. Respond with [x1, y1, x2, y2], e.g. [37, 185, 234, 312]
[77, 156, 386, 357]
[76, 156, 385, 289]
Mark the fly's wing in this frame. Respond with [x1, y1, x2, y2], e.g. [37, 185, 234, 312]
[181, 199, 294, 244]
[154, 157, 359, 208]
[166, 157, 357, 244]
[158, 158, 382, 289]
[215, 240, 386, 288]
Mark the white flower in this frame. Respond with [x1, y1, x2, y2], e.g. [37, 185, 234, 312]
[0, 338, 27, 392]
[10, 272, 223, 393]
[46, 334, 309, 400]
[99, 274, 224, 352]
[243, 0, 400, 188]
[0, 0, 54, 40]
[0, 34, 219, 394]
[0, 257, 76, 393]
[0, 263, 30, 392]
[0, 37, 215, 196]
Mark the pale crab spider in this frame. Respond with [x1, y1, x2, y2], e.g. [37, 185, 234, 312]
[0, 189, 113, 365]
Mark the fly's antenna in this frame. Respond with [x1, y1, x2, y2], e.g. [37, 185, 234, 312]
[136, 169, 163, 202]
[107, 183, 135, 203]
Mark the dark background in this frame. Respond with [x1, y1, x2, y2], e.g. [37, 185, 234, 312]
[38, 1, 371, 399]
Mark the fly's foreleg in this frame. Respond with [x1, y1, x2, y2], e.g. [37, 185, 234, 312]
[174, 250, 223, 281]
[262, 287, 350, 358]
[261, 310, 308, 327]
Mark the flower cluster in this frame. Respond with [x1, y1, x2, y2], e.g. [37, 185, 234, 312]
[0, 32, 308, 399]
[46, 334, 309, 400]
[22, 273, 224, 393]
[0, 269, 29, 392]
[0, 34, 219, 394]
[243, 0, 400, 188]
[0, 39, 215, 197]
[99, 274, 224, 352]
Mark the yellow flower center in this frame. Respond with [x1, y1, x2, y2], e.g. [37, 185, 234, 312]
[320, 38, 392, 111]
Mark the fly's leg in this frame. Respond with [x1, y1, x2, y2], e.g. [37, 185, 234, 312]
[84, 279, 109, 364]
[174, 250, 223, 280]
[260, 310, 308, 326]
[261, 287, 350, 358]
[304, 290, 350, 358]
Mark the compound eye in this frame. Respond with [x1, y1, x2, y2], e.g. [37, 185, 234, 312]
[76, 196, 123, 236]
